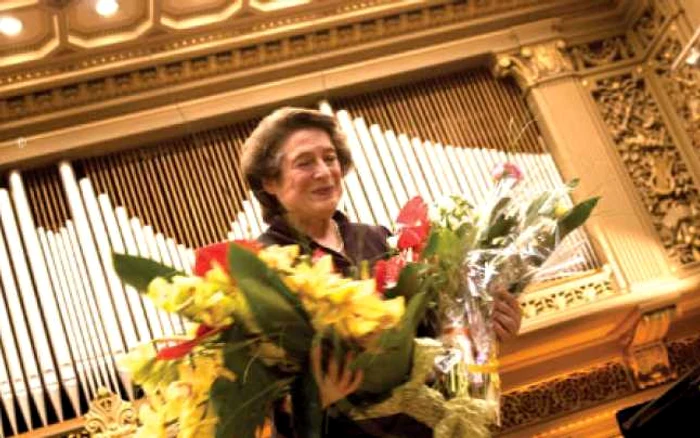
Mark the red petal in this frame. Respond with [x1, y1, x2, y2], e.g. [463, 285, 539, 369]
[374, 256, 406, 294]
[193, 240, 262, 277]
[396, 197, 430, 252]
[156, 325, 225, 360]
[374, 259, 388, 294]
[397, 196, 429, 227]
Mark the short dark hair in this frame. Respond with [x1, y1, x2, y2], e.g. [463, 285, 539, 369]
[240, 107, 353, 223]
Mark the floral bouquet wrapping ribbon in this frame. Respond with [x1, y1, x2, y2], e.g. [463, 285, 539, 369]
[114, 236, 431, 438]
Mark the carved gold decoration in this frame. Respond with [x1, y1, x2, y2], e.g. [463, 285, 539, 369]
[567, 35, 638, 71]
[496, 333, 700, 433]
[652, 35, 700, 157]
[498, 361, 636, 431]
[591, 73, 700, 264]
[520, 267, 617, 319]
[83, 387, 138, 438]
[0, 0, 555, 126]
[631, 0, 670, 49]
[623, 307, 677, 389]
[668, 334, 700, 376]
[493, 40, 574, 91]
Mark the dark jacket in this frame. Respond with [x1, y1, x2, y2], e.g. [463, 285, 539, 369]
[258, 212, 432, 438]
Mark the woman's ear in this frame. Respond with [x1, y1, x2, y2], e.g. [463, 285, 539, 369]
[262, 178, 279, 196]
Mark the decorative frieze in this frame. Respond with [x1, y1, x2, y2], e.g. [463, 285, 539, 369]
[0, 0, 550, 123]
[499, 333, 700, 433]
[590, 73, 700, 265]
[631, 0, 670, 49]
[520, 268, 616, 319]
[566, 35, 638, 72]
[499, 361, 636, 431]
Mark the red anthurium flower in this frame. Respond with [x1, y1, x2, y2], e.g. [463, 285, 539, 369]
[156, 324, 224, 360]
[491, 162, 523, 184]
[193, 240, 262, 277]
[374, 256, 406, 294]
[396, 196, 430, 252]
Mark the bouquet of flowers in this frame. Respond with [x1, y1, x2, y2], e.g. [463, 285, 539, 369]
[114, 237, 431, 438]
[377, 162, 599, 426]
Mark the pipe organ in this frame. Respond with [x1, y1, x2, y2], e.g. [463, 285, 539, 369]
[0, 67, 601, 436]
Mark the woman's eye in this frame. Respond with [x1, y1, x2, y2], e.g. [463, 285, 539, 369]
[324, 155, 337, 164]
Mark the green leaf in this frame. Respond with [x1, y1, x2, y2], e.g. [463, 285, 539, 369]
[566, 178, 580, 189]
[227, 244, 308, 321]
[383, 262, 423, 300]
[236, 277, 314, 361]
[112, 253, 185, 292]
[212, 326, 292, 438]
[523, 192, 551, 228]
[291, 371, 323, 438]
[557, 196, 600, 240]
[352, 290, 430, 395]
[483, 214, 518, 247]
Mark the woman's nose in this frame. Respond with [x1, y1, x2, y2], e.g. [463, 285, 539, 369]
[313, 159, 332, 178]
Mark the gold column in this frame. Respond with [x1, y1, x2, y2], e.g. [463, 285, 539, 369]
[493, 39, 673, 291]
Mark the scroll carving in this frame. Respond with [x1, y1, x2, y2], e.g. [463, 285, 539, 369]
[494, 40, 574, 90]
[591, 73, 700, 264]
[83, 388, 138, 438]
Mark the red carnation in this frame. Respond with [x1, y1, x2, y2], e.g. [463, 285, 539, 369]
[193, 240, 262, 277]
[396, 196, 430, 252]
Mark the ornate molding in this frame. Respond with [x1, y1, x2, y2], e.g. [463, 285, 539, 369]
[590, 72, 700, 265]
[623, 306, 677, 389]
[630, 0, 671, 50]
[493, 39, 575, 91]
[83, 387, 138, 437]
[652, 33, 700, 156]
[499, 333, 700, 433]
[520, 267, 617, 319]
[0, 0, 552, 125]
[566, 34, 639, 72]
[499, 361, 636, 431]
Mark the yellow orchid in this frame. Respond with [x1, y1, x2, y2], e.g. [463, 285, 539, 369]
[258, 244, 300, 272]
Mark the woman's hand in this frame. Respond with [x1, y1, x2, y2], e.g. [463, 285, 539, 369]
[492, 288, 522, 343]
[311, 346, 364, 408]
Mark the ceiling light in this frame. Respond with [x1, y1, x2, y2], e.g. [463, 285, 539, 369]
[0, 16, 23, 37]
[96, 0, 119, 17]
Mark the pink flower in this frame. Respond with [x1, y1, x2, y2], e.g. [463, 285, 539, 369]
[492, 162, 523, 184]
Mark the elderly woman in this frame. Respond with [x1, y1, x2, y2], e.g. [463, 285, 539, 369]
[241, 107, 522, 437]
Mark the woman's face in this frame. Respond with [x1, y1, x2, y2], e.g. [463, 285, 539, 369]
[263, 128, 343, 222]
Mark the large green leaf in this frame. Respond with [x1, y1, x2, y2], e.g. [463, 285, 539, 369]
[557, 196, 600, 240]
[352, 289, 431, 395]
[291, 370, 323, 438]
[112, 253, 185, 292]
[236, 278, 314, 360]
[228, 244, 308, 320]
[212, 326, 292, 438]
